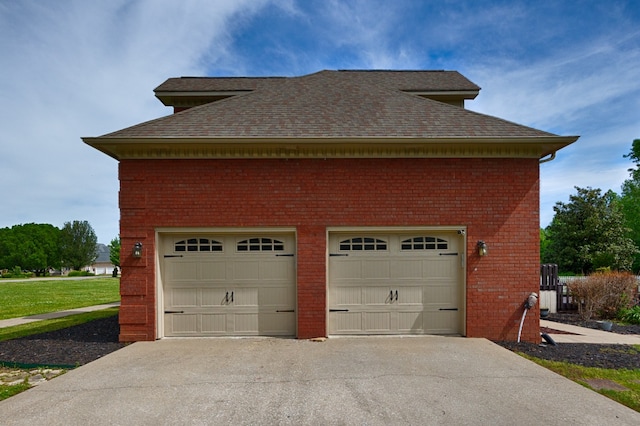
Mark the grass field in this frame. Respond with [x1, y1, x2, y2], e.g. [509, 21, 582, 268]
[0, 379, 30, 401]
[0, 277, 120, 320]
[523, 353, 640, 413]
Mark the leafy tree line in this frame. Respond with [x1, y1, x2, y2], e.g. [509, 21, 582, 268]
[541, 139, 640, 274]
[620, 139, 640, 272]
[0, 220, 102, 276]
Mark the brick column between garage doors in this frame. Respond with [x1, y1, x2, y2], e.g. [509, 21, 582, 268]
[295, 225, 327, 339]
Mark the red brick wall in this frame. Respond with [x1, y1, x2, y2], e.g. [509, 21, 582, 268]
[118, 158, 540, 343]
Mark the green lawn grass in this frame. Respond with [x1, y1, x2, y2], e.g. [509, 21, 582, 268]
[0, 381, 31, 401]
[0, 277, 119, 320]
[521, 352, 640, 413]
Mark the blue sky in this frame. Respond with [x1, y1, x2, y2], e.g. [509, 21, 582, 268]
[1, 0, 639, 243]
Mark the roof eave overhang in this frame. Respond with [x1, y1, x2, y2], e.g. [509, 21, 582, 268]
[82, 136, 579, 161]
[405, 90, 479, 100]
[155, 90, 253, 107]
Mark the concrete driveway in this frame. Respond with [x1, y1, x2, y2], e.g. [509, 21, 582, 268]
[1, 336, 639, 425]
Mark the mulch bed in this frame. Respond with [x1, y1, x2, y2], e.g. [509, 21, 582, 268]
[0, 315, 127, 367]
[496, 312, 640, 370]
[496, 341, 640, 369]
[0, 312, 638, 370]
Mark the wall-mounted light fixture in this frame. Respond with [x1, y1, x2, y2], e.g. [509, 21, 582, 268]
[132, 242, 143, 258]
[477, 240, 487, 256]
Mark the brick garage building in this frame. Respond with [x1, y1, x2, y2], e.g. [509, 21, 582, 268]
[84, 70, 577, 343]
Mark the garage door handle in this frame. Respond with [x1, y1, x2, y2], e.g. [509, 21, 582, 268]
[329, 309, 349, 312]
[439, 308, 458, 311]
[165, 310, 184, 314]
[276, 309, 295, 313]
[329, 253, 348, 257]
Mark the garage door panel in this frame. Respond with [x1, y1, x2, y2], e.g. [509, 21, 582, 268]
[168, 261, 199, 281]
[331, 286, 362, 305]
[364, 287, 393, 305]
[397, 311, 423, 332]
[396, 286, 422, 305]
[423, 258, 457, 279]
[259, 313, 296, 334]
[329, 231, 463, 336]
[424, 311, 458, 334]
[201, 314, 227, 333]
[424, 285, 457, 307]
[232, 288, 258, 307]
[167, 314, 198, 335]
[232, 314, 259, 333]
[163, 233, 296, 337]
[232, 259, 294, 281]
[169, 288, 198, 307]
[201, 288, 227, 306]
[362, 260, 390, 279]
[201, 261, 227, 280]
[364, 312, 391, 331]
[259, 287, 294, 307]
[330, 260, 361, 280]
[261, 260, 294, 280]
[392, 260, 423, 279]
[233, 260, 261, 280]
[331, 312, 362, 332]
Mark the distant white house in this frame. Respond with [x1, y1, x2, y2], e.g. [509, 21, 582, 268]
[91, 243, 116, 275]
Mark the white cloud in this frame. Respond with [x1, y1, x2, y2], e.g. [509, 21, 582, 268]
[0, 0, 270, 242]
[461, 25, 640, 228]
[1, 0, 639, 241]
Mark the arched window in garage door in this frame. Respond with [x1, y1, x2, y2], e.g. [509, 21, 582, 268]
[174, 238, 223, 252]
[339, 237, 388, 251]
[400, 237, 448, 251]
[237, 238, 285, 252]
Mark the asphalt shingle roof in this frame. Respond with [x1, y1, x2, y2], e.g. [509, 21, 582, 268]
[85, 70, 579, 160]
[103, 70, 554, 139]
[153, 70, 480, 93]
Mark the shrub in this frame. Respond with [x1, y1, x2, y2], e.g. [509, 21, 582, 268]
[0, 266, 32, 279]
[618, 306, 640, 325]
[567, 271, 637, 320]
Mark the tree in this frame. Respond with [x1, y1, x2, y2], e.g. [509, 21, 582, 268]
[0, 223, 61, 275]
[619, 139, 640, 272]
[543, 187, 637, 274]
[539, 228, 551, 262]
[60, 220, 98, 271]
[109, 236, 121, 267]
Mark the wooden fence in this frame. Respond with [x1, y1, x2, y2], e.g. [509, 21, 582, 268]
[540, 264, 640, 312]
[540, 264, 577, 312]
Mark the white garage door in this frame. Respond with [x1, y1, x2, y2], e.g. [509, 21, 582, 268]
[328, 231, 463, 335]
[162, 234, 296, 337]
